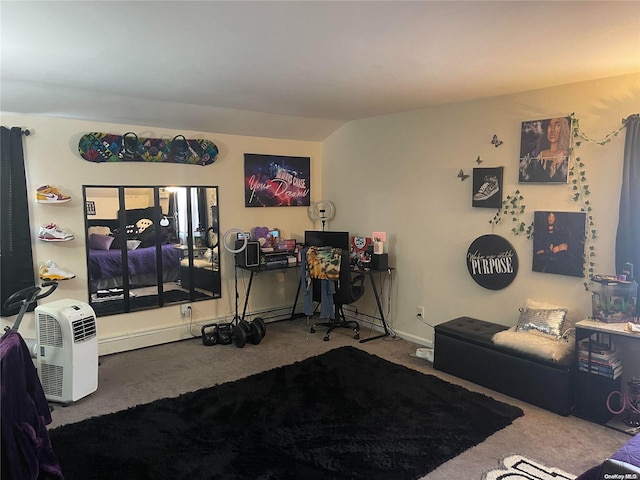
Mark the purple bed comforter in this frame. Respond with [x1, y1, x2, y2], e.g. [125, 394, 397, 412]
[577, 433, 640, 479]
[88, 244, 180, 281]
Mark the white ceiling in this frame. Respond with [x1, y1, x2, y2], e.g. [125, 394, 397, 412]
[1, 1, 639, 141]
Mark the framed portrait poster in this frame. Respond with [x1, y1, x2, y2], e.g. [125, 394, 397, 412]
[472, 166, 503, 208]
[519, 116, 571, 184]
[532, 211, 586, 277]
[244, 154, 311, 207]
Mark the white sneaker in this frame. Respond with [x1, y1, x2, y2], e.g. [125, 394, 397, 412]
[473, 175, 499, 201]
[39, 260, 75, 281]
[38, 223, 75, 241]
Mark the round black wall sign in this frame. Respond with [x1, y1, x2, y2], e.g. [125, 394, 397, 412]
[466, 234, 518, 290]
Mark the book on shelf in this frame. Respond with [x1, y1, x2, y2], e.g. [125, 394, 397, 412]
[578, 339, 616, 355]
[577, 352, 621, 367]
[578, 363, 623, 379]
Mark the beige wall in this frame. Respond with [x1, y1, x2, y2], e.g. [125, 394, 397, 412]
[323, 73, 640, 353]
[0, 115, 322, 354]
[2, 74, 639, 377]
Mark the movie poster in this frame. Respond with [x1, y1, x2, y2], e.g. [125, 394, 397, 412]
[244, 154, 311, 207]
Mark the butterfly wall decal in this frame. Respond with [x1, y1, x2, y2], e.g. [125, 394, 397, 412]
[492, 134, 503, 147]
[476, 156, 483, 164]
[457, 169, 470, 181]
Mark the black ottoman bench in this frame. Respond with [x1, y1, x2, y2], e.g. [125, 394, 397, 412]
[433, 317, 574, 416]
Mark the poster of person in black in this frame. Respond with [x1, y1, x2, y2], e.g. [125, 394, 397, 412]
[532, 211, 586, 277]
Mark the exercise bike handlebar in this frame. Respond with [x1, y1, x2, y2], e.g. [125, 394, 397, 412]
[3, 281, 58, 331]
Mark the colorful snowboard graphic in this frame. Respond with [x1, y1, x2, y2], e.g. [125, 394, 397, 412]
[78, 132, 218, 165]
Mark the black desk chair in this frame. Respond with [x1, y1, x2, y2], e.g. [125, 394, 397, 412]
[310, 250, 364, 341]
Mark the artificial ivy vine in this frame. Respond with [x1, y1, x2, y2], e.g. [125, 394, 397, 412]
[489, 190, 533, 238]
[488, 113, 629, 290]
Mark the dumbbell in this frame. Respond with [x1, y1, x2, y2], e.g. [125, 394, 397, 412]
[234, 317, 267, 347]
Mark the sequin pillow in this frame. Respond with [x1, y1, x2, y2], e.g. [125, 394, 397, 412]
[516, 307, 568, 339]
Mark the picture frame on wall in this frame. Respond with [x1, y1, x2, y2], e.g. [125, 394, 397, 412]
[472, 166, 503, 208]
[532, 211, 586, 277]
[519, 116, 572, 184]
[244, 153, 311, 207]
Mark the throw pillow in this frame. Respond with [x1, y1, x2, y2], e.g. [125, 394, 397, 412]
[524, 298, 580, 330]
[88, 225, 111, 236]
[127, 240, 141, 250]
[88, 233, 114, 251]
[516, 307, 568, 339]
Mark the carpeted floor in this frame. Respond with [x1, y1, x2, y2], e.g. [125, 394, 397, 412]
[45, 318, 631, 478]
[482, 454, 576, 480]
[49, 346, 523, 480]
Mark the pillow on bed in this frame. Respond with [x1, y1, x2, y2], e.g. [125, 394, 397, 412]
[127, 240, 141, 250]
[89, 233, 114, 250]
[88, 226, 111, 236]
[137, 224, 156, 248]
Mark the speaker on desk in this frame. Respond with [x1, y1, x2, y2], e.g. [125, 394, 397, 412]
[372, 253, 388, 270]
[235, 240, 261, 267]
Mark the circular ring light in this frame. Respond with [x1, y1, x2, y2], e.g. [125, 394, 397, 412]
[222, 228, 247, 254]
[308, 200, 335, 230]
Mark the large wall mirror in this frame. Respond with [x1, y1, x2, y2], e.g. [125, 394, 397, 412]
[83, 185, 221, 316]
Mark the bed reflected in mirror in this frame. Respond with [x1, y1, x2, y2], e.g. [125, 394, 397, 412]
[84, 185, 221, 317]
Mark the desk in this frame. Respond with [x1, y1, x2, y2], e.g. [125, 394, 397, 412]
[351, 267, 394, 343]
[235, 262, 300, 323]
[235, 263, 394, 343]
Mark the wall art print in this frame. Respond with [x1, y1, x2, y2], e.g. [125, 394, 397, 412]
[532, 211, 586, 278]
[244, 154, 310, 207]
[472, 166, 503, 208]
[519, 116, 572, 184]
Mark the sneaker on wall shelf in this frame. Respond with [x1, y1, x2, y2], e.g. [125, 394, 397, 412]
[37, 223, 75, 242]
[36, 185, 71, 203]
[39, 260, 75, 281]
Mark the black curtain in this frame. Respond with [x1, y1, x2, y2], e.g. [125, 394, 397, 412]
[615, 114, 640, 281]
[1, 126, 35, 316]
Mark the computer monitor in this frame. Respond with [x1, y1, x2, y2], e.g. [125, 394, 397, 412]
[304, 230, 350, 250]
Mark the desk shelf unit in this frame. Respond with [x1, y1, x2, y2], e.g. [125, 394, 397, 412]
[574, 319, 640, 434]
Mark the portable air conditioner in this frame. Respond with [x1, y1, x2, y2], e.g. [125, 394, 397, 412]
[34, 299, 98, 403]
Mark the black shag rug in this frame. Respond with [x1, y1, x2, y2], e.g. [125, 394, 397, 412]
[50, 346, 523, 480]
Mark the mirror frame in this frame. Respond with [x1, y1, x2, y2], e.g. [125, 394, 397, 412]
[83, 185, 221, 316]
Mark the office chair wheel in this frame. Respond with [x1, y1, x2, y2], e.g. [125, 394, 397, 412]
[310, 327, 316, 333]
[354, 333, 360, 340]
[323, 335, 330, 341]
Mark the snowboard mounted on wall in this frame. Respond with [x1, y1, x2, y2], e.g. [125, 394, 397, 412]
[78, 132, 219, 165]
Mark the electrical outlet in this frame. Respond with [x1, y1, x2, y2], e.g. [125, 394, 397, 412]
[417, 306, 425, 318]
[180, 304, 192, 317]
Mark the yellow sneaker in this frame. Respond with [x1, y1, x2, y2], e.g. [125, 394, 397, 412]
[39, 261, 75, 280]
[36, 185, 71, 203]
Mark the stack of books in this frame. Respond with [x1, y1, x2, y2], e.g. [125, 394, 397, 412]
[578, 339, 623, 379]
